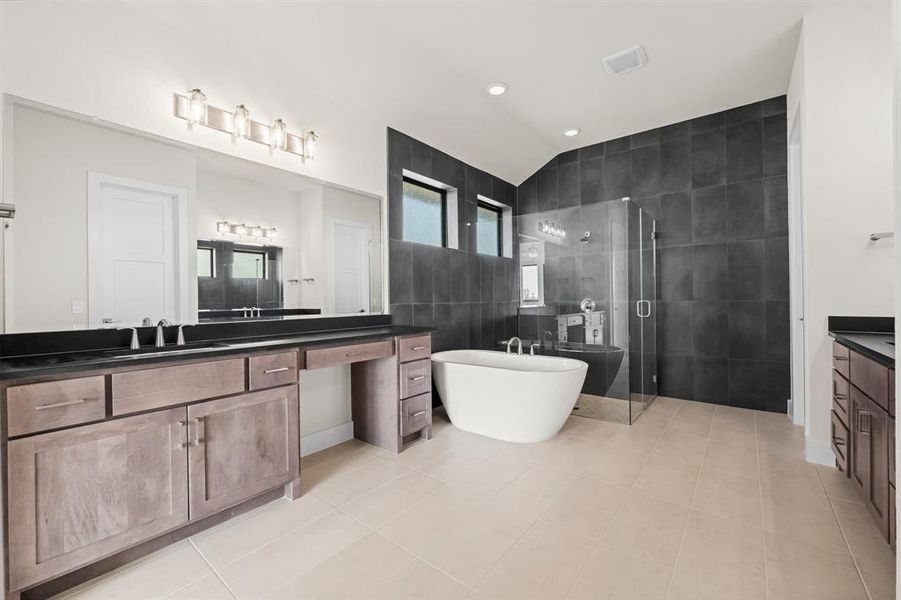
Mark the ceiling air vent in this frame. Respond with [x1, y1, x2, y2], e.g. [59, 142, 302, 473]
[602, 45, 648, 76]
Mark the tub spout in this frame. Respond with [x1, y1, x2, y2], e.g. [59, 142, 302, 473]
[505, 337, 523, 355]
[529, 343, 540, 356]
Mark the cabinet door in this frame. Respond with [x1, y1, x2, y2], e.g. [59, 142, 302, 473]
[7, 409, 189, 591]
[188, 386, 299, 520]
[866, 396, 890, 535]
[850, 388, 870, 496]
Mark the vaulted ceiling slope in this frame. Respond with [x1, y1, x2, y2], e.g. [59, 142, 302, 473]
[9, 1, 855, 184]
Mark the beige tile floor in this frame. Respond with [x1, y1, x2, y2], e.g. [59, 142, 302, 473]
[56, 397, 895, 600]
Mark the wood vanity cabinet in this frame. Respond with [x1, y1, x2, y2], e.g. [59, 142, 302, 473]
[188, 386, 299, 520]
[833, 340, 895, 547]
[7, 408, 190, 591]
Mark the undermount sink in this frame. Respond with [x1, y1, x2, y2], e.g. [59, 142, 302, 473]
[104, 341, 229, 358]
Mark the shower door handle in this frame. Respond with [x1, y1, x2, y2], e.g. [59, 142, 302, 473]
[636, 300, 651, 318]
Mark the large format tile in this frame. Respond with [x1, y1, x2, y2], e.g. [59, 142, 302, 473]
[475, 520, 594, 600]
[692, 468, 761, 526]
[761, 484, 848, 555]
[541, 476, 629, 539]
[566, 544, 670, 600]
[703, 439, 759, 479]
[217, 511, 369, 600]
[765, 532, 867, 600]
[580, 446, 649, 487]
[192, 494, 334, 569]
[57, 541, 215, 600]
[601, 492, 689, 569]
[310, 457, 409, 506]
[339, 470, 445, 528]
[668, 511, 766, 600]
[634, 453, 700, 507]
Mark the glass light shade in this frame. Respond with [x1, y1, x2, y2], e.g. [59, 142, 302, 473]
[263, 228, 277, 238]
[303, 130, 318, 160]
[231, 223, 248, 235]
[248, 226, 263, 237]
[233, 104, 250, 138]
[270, 119, 286, 149]
[216, 221, 230, 233]
[188, 88, 207, 124]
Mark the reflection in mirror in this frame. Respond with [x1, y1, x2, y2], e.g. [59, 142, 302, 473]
[3, 98, 384, 333]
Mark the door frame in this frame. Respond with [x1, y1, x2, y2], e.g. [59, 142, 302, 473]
[326, 217, 371, 315]
[788, 109, 807, 427]
[87, 172, 189, 327]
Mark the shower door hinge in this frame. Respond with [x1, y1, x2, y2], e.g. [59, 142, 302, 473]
[651, 374, 658, 383]
[650, 231, 659, 240]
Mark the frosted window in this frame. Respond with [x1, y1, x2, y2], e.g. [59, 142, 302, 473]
[403, 179, 444, 246]
[477, 203, 501, 256]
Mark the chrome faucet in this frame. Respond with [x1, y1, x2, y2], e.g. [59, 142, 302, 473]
[176, 324, 190, 346]
[156, 319, 172, 348]
[529, 343, 540, 356]
[505, 337, 523, 355]
[120, 327, 140, 350]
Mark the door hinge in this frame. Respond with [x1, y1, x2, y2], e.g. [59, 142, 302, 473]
[651, 231, 659, 240]
[651, 374, 658, 383]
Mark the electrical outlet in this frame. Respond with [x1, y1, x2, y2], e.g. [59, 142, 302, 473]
[71, 299, 85, 314]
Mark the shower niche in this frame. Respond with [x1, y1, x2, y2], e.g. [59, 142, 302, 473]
[516, 198, 658, 424]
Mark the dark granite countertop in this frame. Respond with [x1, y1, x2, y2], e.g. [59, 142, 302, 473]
[0, 325, 434, 382]
[829, 331, 895, 368]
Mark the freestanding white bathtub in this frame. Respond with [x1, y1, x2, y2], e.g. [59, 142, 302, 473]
[431, 350, 588, 443]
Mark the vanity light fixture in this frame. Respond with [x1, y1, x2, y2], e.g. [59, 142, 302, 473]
[563, 128, 581, 137]
[270, 118, 287, 149]
[174, 88, 318, 162]
[486, 83, 508, 96]
[231, 223, 248, 236]
[233, 104, 250, 138]
[216, 221, 231, 233]
[216, 220, 276, 239]
[187, 88, 207, 124]
[538, 219, 566, 240]
[263, 227, 277, 239]
[248, 225, 264, 237]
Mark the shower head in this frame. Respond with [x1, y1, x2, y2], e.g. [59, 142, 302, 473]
[580, 231, 591, 244]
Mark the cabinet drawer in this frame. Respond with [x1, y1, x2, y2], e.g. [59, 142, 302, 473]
[249, 351, 298, 390]
[305, 340, 394, 370]
[400, 392, 431, 436]
[833, 342, 850, 378]
[891, 415, 896, 488]
[851, 350, 889, 412]
[832, 409, 849, 473]
[7, 376, 106, 437]
[832, 370, 850, 426]
[400, 359, 431, 399]
[399, 335, 431, 363]
[112, 358, 245, 415]
[890, 369, 895, 417]
[891, 483, 896, 551]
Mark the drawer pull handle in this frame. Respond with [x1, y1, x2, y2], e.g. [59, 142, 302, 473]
[345, 352, 362, 357]
[35, 398, 89, 411]
[410, 410, 427, 418]
[411, 346, 427, 351]
[263, 367, 290, 374]
[833, 393, 847, 400]
[834, 356, 849, 362]
[176, 420, 188, 450]
[410, 375, 426, 382]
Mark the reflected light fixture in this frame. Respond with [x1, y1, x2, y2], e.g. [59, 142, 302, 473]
[187, 88, 208, 124]
[538, 219, 566, 240]
[174, 88, 319, 162]
[216, 220, 276, 239]
[303, 130, 318, 161]
[216, 221, 230, 233]
[248, 225, 263, 237]
[231, 223, 248, 236]
[233, 104, 250, 138]
[564, 128, 581, 137]
[263, 227, 277, 239]
[486, 83, 508, 96]
[270, 119, 287, 149]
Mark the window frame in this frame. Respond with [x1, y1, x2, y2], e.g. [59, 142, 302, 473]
[402, 176, 448, 247]
[476, 200, 503, 257]
[196, 246, 216, 278]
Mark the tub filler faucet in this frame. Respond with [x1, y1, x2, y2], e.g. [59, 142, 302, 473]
[505, 337, 523, 355]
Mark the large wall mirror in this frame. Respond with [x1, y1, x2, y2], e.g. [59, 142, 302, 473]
[2, 98, 384, 333]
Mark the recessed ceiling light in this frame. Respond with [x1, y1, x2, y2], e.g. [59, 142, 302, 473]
[486, 83, 508, 96]
[564, 128, 581, 137]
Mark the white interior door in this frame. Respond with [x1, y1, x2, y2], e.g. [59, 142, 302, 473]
[331, 220, 370, 314]
[88, 174, 187, 327]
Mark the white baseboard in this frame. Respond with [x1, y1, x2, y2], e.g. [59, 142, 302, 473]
[805, 436, 835, 467]
[301, 421, 354, 457]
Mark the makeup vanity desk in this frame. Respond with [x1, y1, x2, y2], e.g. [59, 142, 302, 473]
[0, 319, 434, 599]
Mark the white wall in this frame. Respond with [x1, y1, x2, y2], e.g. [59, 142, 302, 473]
[7, 103, 197, 332]
[787, 3, 895, 463]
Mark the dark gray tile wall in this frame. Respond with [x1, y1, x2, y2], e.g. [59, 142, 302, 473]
[514, 96, 790, 412]
[387, 128, 519, 352]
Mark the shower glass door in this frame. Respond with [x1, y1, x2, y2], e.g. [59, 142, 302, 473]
[637, 207, 658, 413]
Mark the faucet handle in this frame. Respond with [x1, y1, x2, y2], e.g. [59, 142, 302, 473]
[119, 327, 140, 350]
[176, 324, 190, 346]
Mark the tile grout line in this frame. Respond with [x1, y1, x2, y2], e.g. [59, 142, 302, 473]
[754, 410, 773, 600]
[187, 538, 240, 600]
[817, 469, 876, 600]
[660, 404, 713, 598]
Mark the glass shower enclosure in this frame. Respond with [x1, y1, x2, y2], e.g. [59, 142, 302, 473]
[517, 198, 657, 425]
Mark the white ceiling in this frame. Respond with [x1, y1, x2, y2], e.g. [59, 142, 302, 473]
[134, 1, 847, 184]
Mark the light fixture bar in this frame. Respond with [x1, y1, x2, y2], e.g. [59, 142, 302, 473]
[174, 92, 314, 162]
